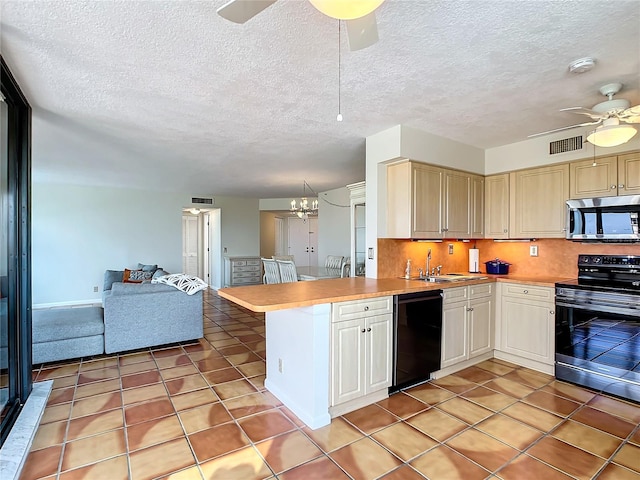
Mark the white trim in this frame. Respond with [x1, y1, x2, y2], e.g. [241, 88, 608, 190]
[33, 300, 102, 309]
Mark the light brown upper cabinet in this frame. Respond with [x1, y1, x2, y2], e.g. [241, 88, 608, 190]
[484, 173, 509, 239]
[386, 160, 481, 239]
[510, 163, 569, 238]
[569, 152, 640, 199]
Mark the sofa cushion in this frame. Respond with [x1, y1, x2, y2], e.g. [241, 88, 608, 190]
[137, 263, 158, 272]
[110, 282, 175, 295]
[104, 270, 124, 291]
[33, 307, 104, 343]
[123, 269, 153, 283]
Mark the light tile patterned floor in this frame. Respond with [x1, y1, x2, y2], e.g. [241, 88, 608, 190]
[20, 290, 640, 479]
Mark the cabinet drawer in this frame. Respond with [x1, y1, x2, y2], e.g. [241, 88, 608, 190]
[232, 260, 248, 266]
[501, 283, 553, 301]
[233, 277, 260, 285]
[235, 265, 260, 272]
[332, 296, 393, 322]
[232, 271, 260, 279]
[443, 286, 467, 303]
[470, 283, 492, 298]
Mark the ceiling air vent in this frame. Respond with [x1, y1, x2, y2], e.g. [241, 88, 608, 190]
[549, 136, 583, 155]
[191, 197, 214, 205]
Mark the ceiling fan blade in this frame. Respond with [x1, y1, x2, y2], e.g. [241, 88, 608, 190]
[559, 107, 605, 120]
[217, 0, 277, 24]
[620, 104, 640, 119]
[621, 116, 640, 124]
[345, 12, 378, 51]
[528, 120, 602, 138]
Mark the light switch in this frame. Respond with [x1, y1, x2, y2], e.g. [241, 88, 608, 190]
[368, 248, 374, 260]
[530, 245, 538, 257]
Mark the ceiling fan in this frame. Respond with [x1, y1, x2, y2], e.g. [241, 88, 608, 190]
[216, 0, 384, 51]
[529, 82, 640, 147]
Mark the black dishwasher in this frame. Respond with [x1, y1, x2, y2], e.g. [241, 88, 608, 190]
[390, 290, 443, 393]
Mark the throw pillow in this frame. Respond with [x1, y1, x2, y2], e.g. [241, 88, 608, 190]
[152, 269, 170, 280]
[103, 270, 124, 291]
[137, 263, 158, 273]
[123, 268, 153, 283]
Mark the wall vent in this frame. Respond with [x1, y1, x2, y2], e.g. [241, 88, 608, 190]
[549, 135, 583, 155]
[191, 197, 214, 205]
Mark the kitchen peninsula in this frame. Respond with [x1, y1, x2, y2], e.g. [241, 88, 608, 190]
[219, 275, 562, 429]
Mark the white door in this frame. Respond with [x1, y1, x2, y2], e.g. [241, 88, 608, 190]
[203, 212, 211, 286]
[287, 216, 318, 267]
[182, 214, 199, 276]
[274, 217, 285, 256]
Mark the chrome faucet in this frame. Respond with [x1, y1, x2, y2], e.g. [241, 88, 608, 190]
[426, 249, 432, 278]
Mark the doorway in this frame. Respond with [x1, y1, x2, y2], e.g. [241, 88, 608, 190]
[181, 208, 221, 288]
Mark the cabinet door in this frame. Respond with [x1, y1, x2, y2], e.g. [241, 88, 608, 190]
[468, 296, 493, 358]
[443, 170, 471, 238]
[470, 175, 485, 238]
[569, 156, 617, 199]
[618, 152, 640, 195]
[331, 319, 365, 405]
[485, 174, 509, 239]
[500, 297, 554, 366]
[365, 314, 392, 393]
[413, 164, 444, 238]
[441, 301, 468, 367]
[510, 164, 569, 238]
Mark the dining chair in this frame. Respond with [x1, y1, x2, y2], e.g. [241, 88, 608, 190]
[341, 257, 351, 278]
[325, 255, 344, 269]
[276, 260, 299, 283]
[261, 258, 281, 284]
[273, 255, 295, 262]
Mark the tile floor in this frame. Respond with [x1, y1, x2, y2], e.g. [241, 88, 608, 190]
[20, 290, 640, 480]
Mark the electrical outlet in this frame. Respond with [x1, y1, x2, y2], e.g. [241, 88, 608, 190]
[93, 286, 99, 293]
[530, 245, 538, 257]
[448, 244, 454, 255]
[368, 248, 374, 260]
[278, 358, 283, 373]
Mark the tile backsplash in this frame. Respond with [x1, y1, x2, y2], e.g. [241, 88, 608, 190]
[377, 238, 640, 279]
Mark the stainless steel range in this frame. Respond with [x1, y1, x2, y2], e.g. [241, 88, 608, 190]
[556, 254, 640, 403]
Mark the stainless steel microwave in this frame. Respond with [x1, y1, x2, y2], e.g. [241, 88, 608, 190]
[566, 195, 640, 242]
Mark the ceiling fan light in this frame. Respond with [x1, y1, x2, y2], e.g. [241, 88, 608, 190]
[586, 124, 637, 147]
[309, 0, 384, 20]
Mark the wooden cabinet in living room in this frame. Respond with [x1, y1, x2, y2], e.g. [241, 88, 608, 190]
[441, 284, 493, 371]
[510, 163, 569, 238]
[386, 160, 482, 239]
[330, 297, 392, 415]
[495, 282, 555, 374]
[570, 152, 640, 198]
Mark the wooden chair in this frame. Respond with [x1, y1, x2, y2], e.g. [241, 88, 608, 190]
[261, 258, 281, 284]
[325, 255, 344, 269]
[276, 260, 299, 283]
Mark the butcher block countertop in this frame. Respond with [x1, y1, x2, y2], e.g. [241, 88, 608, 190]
[218, 275, 572, 312]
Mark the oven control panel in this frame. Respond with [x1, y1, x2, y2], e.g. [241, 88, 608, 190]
[578, 255, 640, 267]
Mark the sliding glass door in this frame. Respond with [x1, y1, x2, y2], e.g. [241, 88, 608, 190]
[0, 56, 32, 446]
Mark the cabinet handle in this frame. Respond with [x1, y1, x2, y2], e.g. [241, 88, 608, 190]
[611, 185, 617, 189]
[619, 184, 625, 189]
[550, 310, 555, 315]
[523, 290, 528, 294]
[364, 306, 369, 311]
[503, 229, 508, 233]
[367, 327, 372, 332]
[361, 328, 366, 333]
[466, 307, 473, 312]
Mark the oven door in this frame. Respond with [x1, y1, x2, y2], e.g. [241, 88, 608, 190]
[555, 294, 640, 402]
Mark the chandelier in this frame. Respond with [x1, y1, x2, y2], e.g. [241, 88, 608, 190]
[290, 181, 318, 220]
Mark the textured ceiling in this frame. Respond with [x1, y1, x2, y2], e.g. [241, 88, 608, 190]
[1, 0, 639, 198]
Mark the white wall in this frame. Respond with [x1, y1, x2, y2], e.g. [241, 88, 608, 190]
[32, 183, 260, 305]
[485, 129, 640, 174]
[317, 186, 351, 264]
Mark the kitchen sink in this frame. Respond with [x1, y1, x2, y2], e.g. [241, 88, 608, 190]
[427, 274, 488, 283]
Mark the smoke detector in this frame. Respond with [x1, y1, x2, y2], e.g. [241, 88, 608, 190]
[568, 57, 596, 74]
